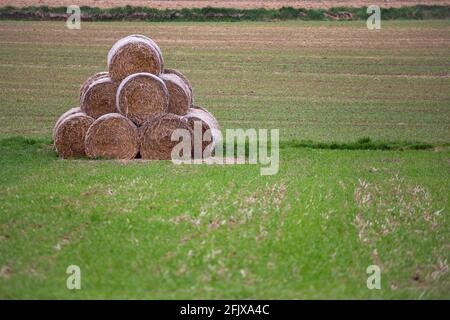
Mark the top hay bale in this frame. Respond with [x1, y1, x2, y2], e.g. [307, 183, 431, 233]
[108, 35, 164, 83]
[130, 34, 164, 70]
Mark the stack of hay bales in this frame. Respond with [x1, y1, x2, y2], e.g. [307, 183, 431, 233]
[53, 34, 219, 160]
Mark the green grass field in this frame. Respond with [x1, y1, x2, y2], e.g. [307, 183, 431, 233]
[0, 20, 449, 299]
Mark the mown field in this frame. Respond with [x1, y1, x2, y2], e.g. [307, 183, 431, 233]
[0, 20, 449, 142]
[0, 20, 449, 299]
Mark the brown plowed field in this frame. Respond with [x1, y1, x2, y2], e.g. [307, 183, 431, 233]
[1, 0, 450, 9]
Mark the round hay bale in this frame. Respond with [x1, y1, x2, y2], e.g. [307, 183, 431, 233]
[85, 113, 139, 160]
[116, 72, 169, 125]
[159, 73, 191, 116]
[129, 34, 164, 70]
[192, 105, 219, 127]
[139, 113, 193, 160]
[80, 77, 118, 119]
[79, 71, 109, 102]
[53, 106, 81, 141]
[184, 107, 220, 157]
[108, 35, 163, 82]
[164, 68, 193, 102]
[54, 112, 94, 159]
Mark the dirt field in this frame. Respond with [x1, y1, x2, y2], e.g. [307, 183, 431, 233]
[1, 0, 450, 9]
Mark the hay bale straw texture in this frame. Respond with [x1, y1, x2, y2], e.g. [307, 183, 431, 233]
[164, 68, 193, 102]
[116, 72, 169, 125]
[139, 113, 193, 160]
[159, 73, 191, 115]
[53, 106, 81, 140]
[79, 71, 109, 101]
[85, 113, 139, 160]
[80, 76, 118, 119]
[108, 35, 164, 82]
[54, 112, 94, 159]
[184, 106, 220, 157]
[130, 34, 164, 70]
[192, 105, 219, 123]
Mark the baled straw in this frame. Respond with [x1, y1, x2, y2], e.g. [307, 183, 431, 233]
[164, 68, 193, 103]
[191, 105, 219, 128]
[85, 113, 139, 160]
[116, 72, 169, 125]
[53, 106, 81, 140]
[129, 34, 164, 70]
[110, 34, 164, 71]
[80, 76, 118, 119]
[54, 112, 94, 159]
[184, 106, 220, 158]
[79, 71, 109, 102]
[139, 113, 193, 160]
[159, 73, 191, 115]
[108, 35, 163, 82]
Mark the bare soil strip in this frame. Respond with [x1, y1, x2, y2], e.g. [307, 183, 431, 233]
[1, 0, 450, 9]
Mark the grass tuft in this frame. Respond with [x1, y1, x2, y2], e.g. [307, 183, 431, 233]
[0, 136, 47, 147]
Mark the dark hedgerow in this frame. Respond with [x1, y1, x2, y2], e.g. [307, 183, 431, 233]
[305, 9, 325, 20]
[0, 5, 449, 22]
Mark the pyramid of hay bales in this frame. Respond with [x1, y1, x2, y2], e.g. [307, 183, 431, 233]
[53, 34, 219, 160]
